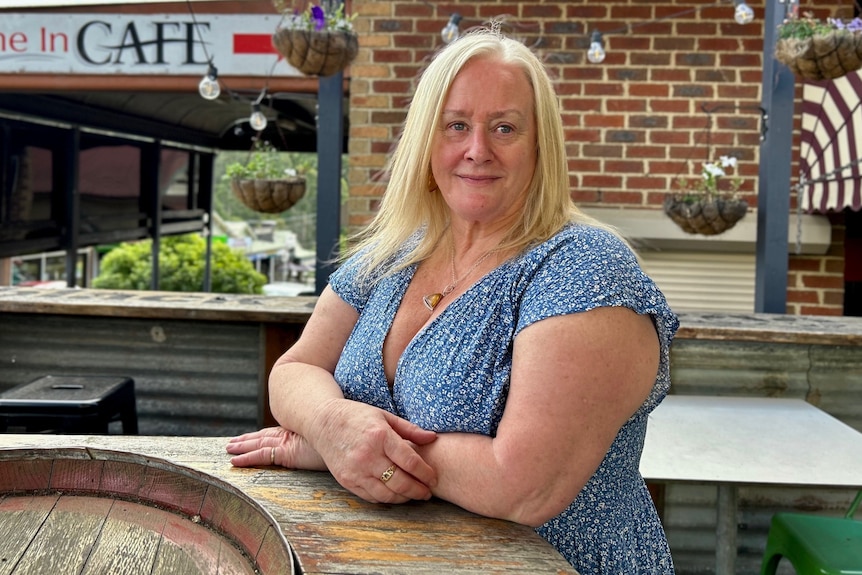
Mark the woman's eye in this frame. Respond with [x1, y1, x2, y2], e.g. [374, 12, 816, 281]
[449, 122, 467, 131]
[496, 124, 514, 135]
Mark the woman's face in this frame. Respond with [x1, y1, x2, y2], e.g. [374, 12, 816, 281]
[430, 56, 537, 227]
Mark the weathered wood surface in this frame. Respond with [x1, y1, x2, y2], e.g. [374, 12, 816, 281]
[674, 311, 862, 346]
[2, 286, 862, 346]
[0, 435, 578, 575]
[0, 287, 317, 324]
[0, 494, 258, 575]
[0, 444, 295, 574]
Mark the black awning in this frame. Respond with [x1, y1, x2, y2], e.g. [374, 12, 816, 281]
[0, 90, 330, 153]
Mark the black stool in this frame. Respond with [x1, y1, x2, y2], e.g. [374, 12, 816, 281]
[0, 375, 138, 434]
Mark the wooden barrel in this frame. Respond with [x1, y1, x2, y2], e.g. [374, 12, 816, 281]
[0, 447, 296, 574]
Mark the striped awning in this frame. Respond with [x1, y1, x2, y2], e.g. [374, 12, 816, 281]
[800, 71, 862, 213]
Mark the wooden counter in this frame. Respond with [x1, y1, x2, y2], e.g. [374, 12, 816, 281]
[3, 287, 862, 573]
[0, 287, 318, 435]
[674, 310, 862, 346]
[2, 286, 861, 344]
[0, 286, 317, 324]
[0, 434, 577, 575]
[2, 286, 862, 436]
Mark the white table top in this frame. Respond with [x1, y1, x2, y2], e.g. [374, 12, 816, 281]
[641, 395, 862, 487]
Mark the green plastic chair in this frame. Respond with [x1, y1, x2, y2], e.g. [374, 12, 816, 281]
[760, 490, 862, 575]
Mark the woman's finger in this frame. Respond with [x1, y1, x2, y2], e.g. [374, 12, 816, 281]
[386, 413, 437, 445]
[229, 446, 275, 468]
[376, 461, 434, 501]
[381, 436, 437, 490]
[351, 477, 412, 505]
[225, 437, 265, 454]
[226, 427, 286, 454]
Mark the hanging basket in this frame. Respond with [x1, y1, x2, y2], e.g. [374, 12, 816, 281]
[230, 177, 306, 214]
[775, 31, 862, 81]
[663, 194, 749, 236]
[271, 28, 359, 77]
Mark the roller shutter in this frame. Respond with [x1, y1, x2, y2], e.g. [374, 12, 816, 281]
[637, 251, 755, 313]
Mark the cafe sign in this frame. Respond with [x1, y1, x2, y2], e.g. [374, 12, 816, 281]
[0, 13, 295, 76]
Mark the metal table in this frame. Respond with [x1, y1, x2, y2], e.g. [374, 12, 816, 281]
[641, 395, 862, 575]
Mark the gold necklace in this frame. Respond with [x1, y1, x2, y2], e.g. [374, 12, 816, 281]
[423, 246, 497, 311]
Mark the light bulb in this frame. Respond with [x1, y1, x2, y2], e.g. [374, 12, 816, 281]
[249, 104, 268, 131]
[441, 13, 462, 44]
[198, 63, 220, 100]
[733, 1, 754, 25]
[587, 31, 606, 64]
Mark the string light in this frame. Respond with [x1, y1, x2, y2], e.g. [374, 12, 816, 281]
[187, 0, 278, 140]
[441, 13, 462, 43]
[733, 0, 755, 25]
[587, 31, 606, 64]
[249, 102, 268, 132]
[586, 0, 756, 64]
[198, 62, 220, 100]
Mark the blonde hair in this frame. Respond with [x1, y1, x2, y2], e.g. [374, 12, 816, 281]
[345, 28, 621, 282]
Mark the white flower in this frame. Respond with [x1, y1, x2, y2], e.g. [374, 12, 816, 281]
[719, 156, 737, 168]
[703, 163, 726, 178]
[675, 155, 742, 196]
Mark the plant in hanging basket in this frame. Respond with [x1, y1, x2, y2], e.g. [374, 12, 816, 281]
[271, 0, 359, 77]
[775, 13, 862, 81]
[224, 140, 307, 214]
[664, 156, 749, 236]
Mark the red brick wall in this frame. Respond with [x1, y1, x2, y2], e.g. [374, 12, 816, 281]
[788, 216, 846, 316]
[347, 0, 849, 315]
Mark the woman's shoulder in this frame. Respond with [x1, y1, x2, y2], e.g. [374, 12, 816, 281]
[513, 222, 676, 326]
[557, 222, 629, 246]
[521, 223, 635, 269]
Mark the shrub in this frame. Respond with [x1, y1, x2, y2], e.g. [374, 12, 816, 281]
[93, 234, 266, 294]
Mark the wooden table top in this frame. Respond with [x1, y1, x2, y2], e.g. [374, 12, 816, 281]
[0, 434, 577, 575]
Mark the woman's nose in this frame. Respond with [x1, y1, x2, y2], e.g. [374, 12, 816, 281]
[464, 130, 492, 163]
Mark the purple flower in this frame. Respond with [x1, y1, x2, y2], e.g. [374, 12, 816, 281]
[311, 5, 325, 31]
[828, 17, 862, 32]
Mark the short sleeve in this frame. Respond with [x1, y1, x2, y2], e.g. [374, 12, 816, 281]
[328, 252, 371, 312]
[515, 225, 678, 340]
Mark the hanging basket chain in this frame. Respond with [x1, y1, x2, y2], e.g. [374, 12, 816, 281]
[793, 154, 862, 191]
[230, 134, 307, 214]
[661, 104, 766, 236]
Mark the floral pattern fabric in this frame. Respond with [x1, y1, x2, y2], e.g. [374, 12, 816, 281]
[329, 223, 678, 574]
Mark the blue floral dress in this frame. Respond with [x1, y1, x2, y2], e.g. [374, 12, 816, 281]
[329, 223, 678, 574]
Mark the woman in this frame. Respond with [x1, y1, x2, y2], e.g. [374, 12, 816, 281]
[228, 28, 678, 574]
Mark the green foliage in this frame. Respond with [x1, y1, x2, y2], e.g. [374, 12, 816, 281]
[675, 155, 743, 200]
[93, 234, 266, 294]
[224, 140, 300, 180]
[778, 13, 862, 40]
[272, 0, 356, 32]
[213, 148, 348, 251]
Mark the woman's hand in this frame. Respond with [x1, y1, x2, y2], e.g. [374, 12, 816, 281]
[226, 427, 326, 470]
[307, 398, 439, 504]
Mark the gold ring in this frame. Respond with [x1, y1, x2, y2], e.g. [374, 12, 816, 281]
[379, 464, 397, 483]
[270, 447, 275, 465]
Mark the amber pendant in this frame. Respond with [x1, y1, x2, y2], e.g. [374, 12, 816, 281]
[423, 293, 443, 311]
